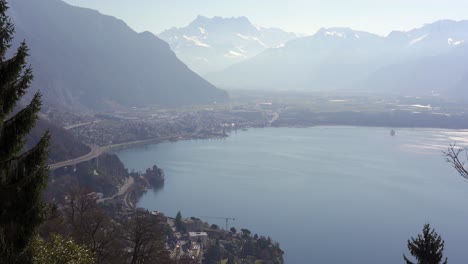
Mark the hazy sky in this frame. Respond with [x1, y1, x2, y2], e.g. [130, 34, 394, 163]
[63, 0, 468, 36]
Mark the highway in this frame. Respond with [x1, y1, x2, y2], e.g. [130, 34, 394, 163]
[48, 134, 193, 170]
[97, 176, 135, 207]
[63, 121, 94, 130]
[49, 145, 102, 170]
[269, 112, 279, 125]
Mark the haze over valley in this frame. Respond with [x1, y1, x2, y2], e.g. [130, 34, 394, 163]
[2, 0, 468, 263]
[206, 20, 468, 99]
[9, 0, 468, 108]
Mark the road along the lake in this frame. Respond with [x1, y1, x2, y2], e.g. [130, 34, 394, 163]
[48, 134, 194, 170]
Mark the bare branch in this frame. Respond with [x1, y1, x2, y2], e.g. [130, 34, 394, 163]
[444, 143, 468, 180]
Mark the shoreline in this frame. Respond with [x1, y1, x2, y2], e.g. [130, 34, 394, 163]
[111, 125, 468, 154]
[71, 124, 466, 264]
[117, 124, 468, 210]
[74, 122, 468, 212]
[120, 125, 468, 264]
[51, 124, 468, 171]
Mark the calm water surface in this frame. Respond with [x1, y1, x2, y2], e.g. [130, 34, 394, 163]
[116, 127, 468, 264]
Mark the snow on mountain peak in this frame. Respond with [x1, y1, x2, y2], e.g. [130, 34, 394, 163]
[224, 50, 247, 59]
[235, 33, 268, 48]
[254, 24, 263, 31]
[325, 31, 346, 38]
[409, 34, 428, 46]
[182, 35, 211, 48]
[316, 28, 365, 40]
[274, 43, 286, 49]
[236, 33, 250, 40]
[159, 15, 298, 74]
[448, 38, 465, 46]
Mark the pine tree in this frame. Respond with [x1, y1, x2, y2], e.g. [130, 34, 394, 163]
[175, 211, 183, 231]
[0, 0, 51, 262]
[403, 224, 448, 264]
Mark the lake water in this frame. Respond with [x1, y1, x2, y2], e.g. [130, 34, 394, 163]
[116, 127, 468, 264]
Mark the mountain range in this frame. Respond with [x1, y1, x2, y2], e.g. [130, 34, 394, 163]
[9, 0, 228, 110]
[159, 16, 298, 75]
[206, 20, 468, 98]
[8, 0, 468, 108]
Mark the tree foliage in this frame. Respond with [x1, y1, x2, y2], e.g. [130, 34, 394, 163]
[121, 210, 173, 264]
[226, 254, 236, 264]
[203, 241, 222, 264]
[32, 234, 94, 264]
[0, 0, 50, 262]
[65, 187, 118, 263]
[403, 224, 448, 264]
[175, 211, 183, 231]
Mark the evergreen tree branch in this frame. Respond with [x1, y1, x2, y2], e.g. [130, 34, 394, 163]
[0, 91, 42, 161]
[0, 132, 49, 188]
[0, 1, 13, 60]
[0, 42, 32, 117]
[0, 133, 49, 262]
[0, 1, 50, 262]
[403, 254, 415, 264]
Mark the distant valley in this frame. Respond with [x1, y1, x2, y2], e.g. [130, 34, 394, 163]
[204, 20, 468, 100]
[9, 0, 468, 111]
[4, 0, 468, 263]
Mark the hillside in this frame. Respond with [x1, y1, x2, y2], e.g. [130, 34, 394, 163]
[8, 0, 228, 110]
[26, 118, 91, 164]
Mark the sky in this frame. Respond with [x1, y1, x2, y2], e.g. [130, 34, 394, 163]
[63, 0, 468, 36]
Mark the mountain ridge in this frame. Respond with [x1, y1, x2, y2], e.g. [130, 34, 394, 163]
[9, 0, 228, 111]
[206, 19, 468, 97]
[158, 15, 298, 75]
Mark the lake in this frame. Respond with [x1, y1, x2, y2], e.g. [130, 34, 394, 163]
[115, 127, 468, 264]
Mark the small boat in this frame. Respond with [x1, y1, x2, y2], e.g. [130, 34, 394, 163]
[390, 129, 396, 136]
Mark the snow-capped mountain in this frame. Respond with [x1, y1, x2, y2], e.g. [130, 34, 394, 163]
[388, 20, 468, 53]
[159, 15, 299, 75]
[206, 27, 393, 90]
[206, 20, 468, 97]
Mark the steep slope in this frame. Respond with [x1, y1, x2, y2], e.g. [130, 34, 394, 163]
[207, 20, 468, 97]
[159, 16, 298, 75]
[26, 118, 91, 164]
[8, 0, 228, 110]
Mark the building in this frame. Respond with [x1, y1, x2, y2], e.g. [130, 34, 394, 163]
[188, 232, 209, 246]
[181, 218, 204, 232]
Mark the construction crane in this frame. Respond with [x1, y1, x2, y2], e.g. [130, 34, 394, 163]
[201, 216, 235, 231]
